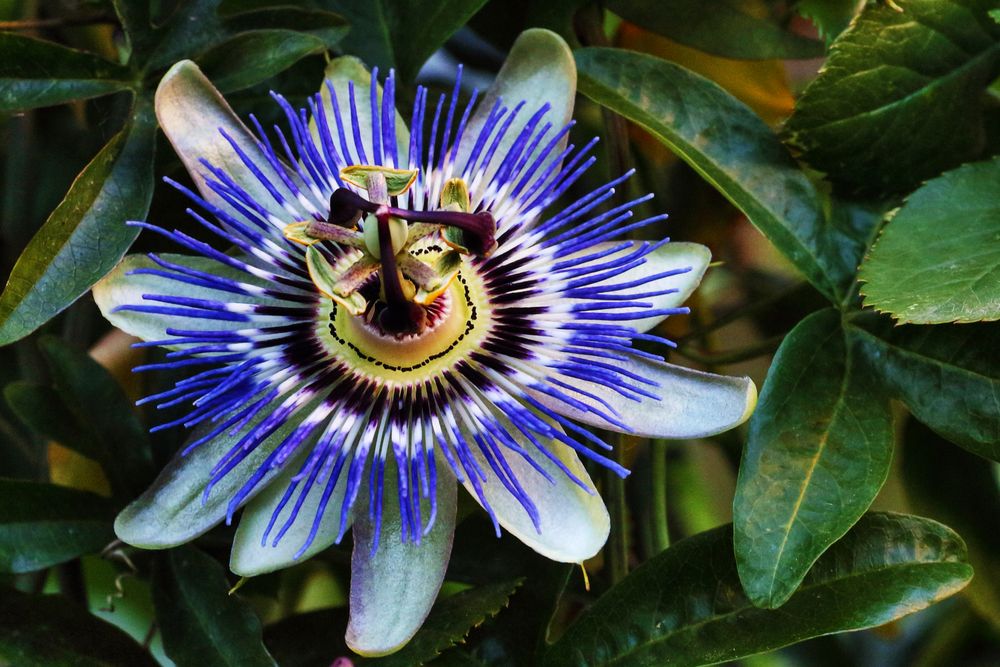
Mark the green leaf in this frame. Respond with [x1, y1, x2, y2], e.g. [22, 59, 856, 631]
[368, 579, 521, 667]
[152, 545, 278, 667]
[734, 309, 894, 607]
[38, 337, 153, 498]
[606, 0, 825, 59]
[859, 157, 1000, 324]
[574, 47, 843, 300]
[262, 580, 520, 667]
[797, 0, 862, 42]
[325, 0, 490, 81]
[0, 479, 114, 574]
[222, 7, 349, 47]
[0, 588, 157, 666]
[263, 608, 351, 667]
[847, 314, 1000, 462]
[0, 102, 156, 346]
[144, 0, 229, 72]
[785, 0, 1000, 193]
[196, 30, 330, 93]
[0, 33, 133, 112]
[902, 420, 1000, 631]
[5, 382, 105, 461]
[543, 512, 972, 667]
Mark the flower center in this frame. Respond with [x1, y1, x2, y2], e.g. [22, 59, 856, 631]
[285, 166, 497, 338]
[316, 259, 492, 384]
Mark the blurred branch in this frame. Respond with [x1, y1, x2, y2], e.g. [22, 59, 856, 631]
[676, 333, 784, 366]
[650, 441, 670, 553]
[606, 433, 630, 584]
[575, 4, 634, 210]
[0, 16, 115, 30]
[676, 281, 810, 345]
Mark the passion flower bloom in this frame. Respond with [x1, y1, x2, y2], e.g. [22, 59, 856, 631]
[95, 30, 755, 656]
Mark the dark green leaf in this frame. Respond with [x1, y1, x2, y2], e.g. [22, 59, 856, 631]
[152, 545, 277, 667]
[325, 0, 490, 82]
[0, 479, 114, 574]
[859, 157, 1000, 324]
[902, 419, 1000, 630]
[112, 0, 154, 59]
[734, 309, 894, 607]
[197, 30, 329, 93]
[847, 314, 1000, 461]
[543, 513, 971, 667]
[797, 0, 862, 43]
[0, 101, 156, 346]
[144, 0, 229, 72]
[574, 47, 846, 300]
[785, 0, 1000, 193]
[38, 337, 153, 498]
[264, 579, 520, 667]
[0, 34, 133, 112]
[0, 588, 157, 666]
[606, 0, 824, 59]
[5, 382, 104, 461]
[263, 608, 350, 667]
[370, 579, 521, 667]
[222, 7, 349, 47]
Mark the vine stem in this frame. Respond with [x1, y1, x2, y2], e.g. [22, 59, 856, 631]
[0, 16, 114, 30]
[650, 441, 670, 553]
[606, 433, 630, 584]
[675, 333, 786, 365]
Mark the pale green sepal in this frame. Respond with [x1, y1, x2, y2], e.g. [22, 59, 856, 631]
[114, 397, 315, 549]
[346, 461, 457, 657]
[572, 241, 711, 333]
[314, 57, 410, 170]
[458, 418, 610, 563]
[230, 452, 353, 576]
[93, 253, 273, 348]
[154, 60, 303, 224]
[454, 29, 576, 192]
[532, 358, 757, 439]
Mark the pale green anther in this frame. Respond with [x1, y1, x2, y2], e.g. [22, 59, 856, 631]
[440, 178, 474, 254]
[440, 178, 470, 211]
[283, 220, 365, 248]
[341, 165, 418, 197]
[306, 245, 369, 315]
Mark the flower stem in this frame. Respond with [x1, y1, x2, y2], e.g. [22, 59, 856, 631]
[675, 333, 785, 365]
[650, 440, 670, 553]
[606, 432, 630, 584]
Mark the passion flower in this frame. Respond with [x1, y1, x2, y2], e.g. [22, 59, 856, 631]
[94, 29, 756, 656]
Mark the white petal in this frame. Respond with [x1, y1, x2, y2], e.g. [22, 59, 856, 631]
[346, 462, 456, 657]
[454, 29, 576, 188]
[155, 60, 302, 224]
[533, 357, 757, 439]
[92, 253, 273, 346]
[230, 452, 352, 577]
[458, 419, 610, 563]
[114, 396, 314, 549]
[569, 241, 711, 333]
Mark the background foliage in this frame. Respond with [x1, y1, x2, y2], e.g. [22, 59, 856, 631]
[1, 0, 998, 665]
